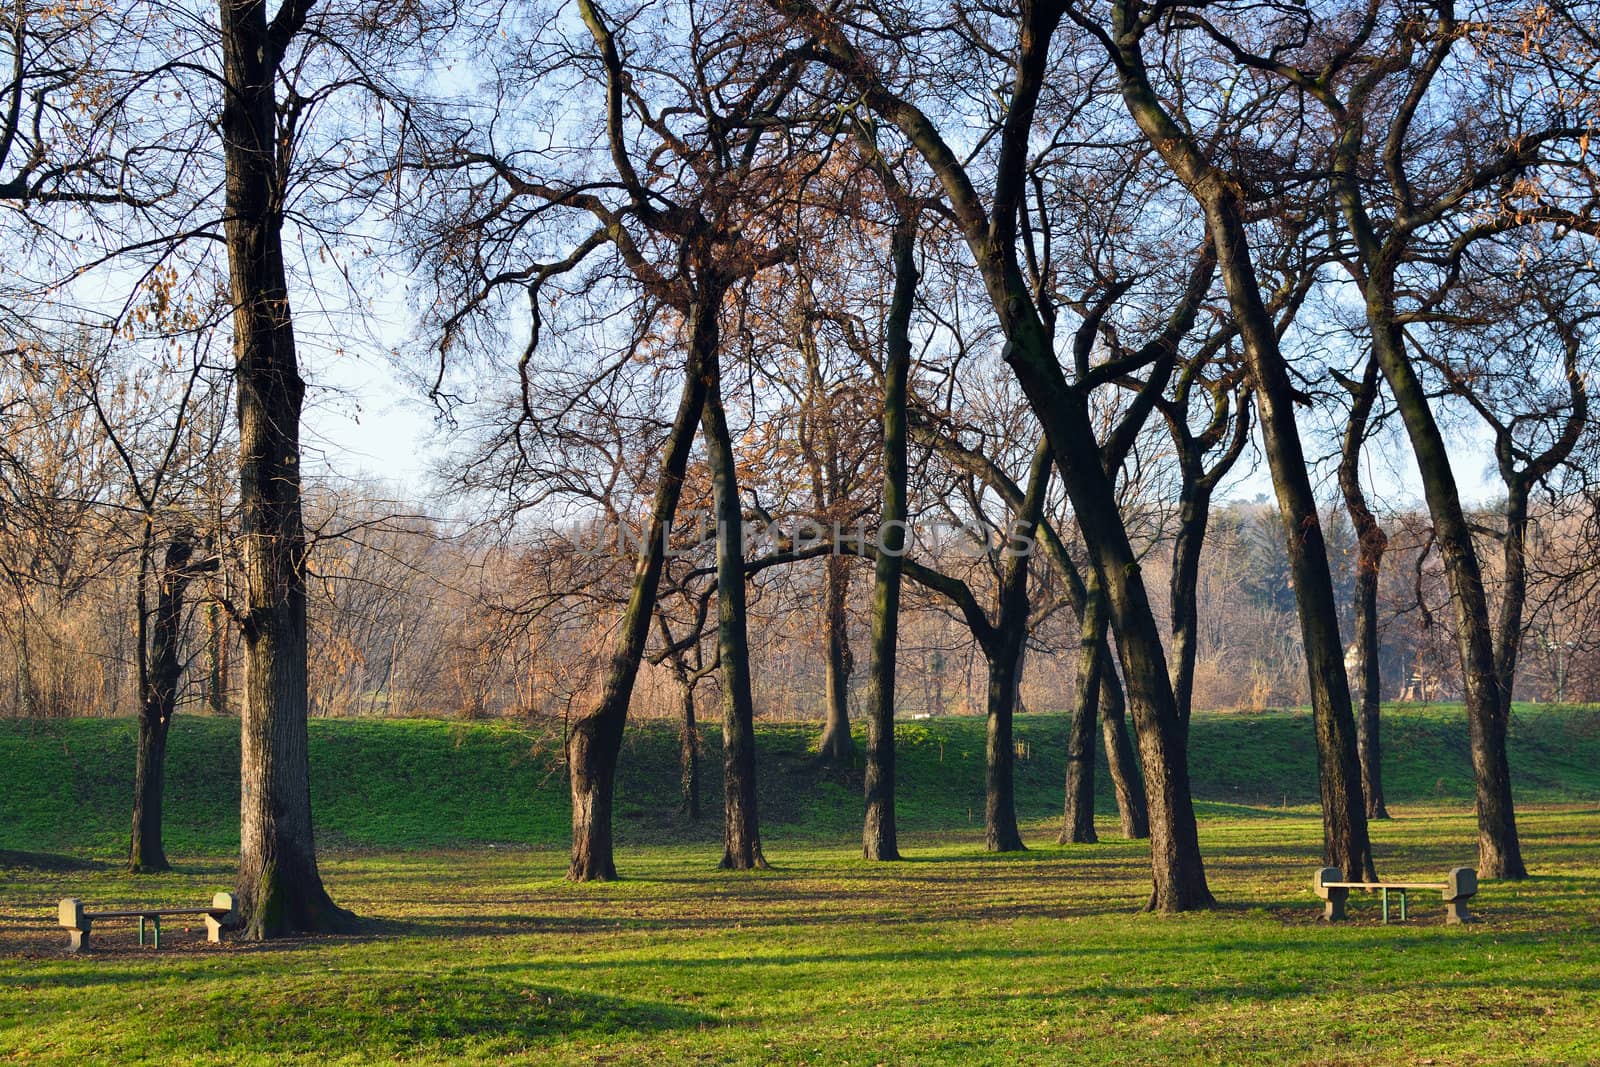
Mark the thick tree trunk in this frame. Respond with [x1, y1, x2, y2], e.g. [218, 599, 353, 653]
[220, 0, 352, 937]
[862, 217, 917, 862]
[1389, 342, 1523, 875]
[1004, 321, 1212, 909]
[818, 554, 854, 762]
[1339, 358, 1389, 819]
[130, 535, 196, 873]
[701, 339, 767, 871]
[982, 440, 1050, 853]
[567, 302, 712, 880]
[1061, 581, 1107, 844]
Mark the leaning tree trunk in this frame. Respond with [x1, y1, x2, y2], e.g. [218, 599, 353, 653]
[1005, 326, 1212, 909]
[1339, 356, 1390, 819]
[818, 554, 854, 762]
[567, 301, 713, 880]
[1096, 654, 1149, 839]
[220, 0, 353, 937]
[1203, 195, 1376, 883]
[130, 533, 197, 873]
[1061, 579, 1108, 844]
[1366, 309, 1524, 878]
[1329, 142, 1525, 879]
[863, 215, 917, 862]
[701, 332, 767, 871]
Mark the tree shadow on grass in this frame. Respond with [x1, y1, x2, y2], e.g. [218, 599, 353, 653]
[7, 973, 714, 1060]
[0, 849, 111, 872]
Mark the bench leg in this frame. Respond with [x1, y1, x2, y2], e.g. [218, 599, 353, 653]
[138, 915, 146, 947]
[204, 914, 225, 944]
[1399, 890, 1407, 922]
[1445, 898, 1474, 925]
[65, 926, 90, 952]
[1381, 888, 1389, 924]
[152, 916, 161, 950]
[1323, 888, 1348, 921]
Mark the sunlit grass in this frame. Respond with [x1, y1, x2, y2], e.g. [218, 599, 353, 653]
[3, 805, 1597, 1065]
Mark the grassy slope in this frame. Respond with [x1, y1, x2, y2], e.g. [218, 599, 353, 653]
[2, 704, 1598, 860]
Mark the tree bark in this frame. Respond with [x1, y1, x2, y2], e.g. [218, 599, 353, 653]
[1205, 197, 1376, 883]
[1061, 578, 1107, 844]
[1324, 88, 1529, 878]
[129, 534, 196, 873]
[1096, 655, 1149, 839]
[1338, 357, 1390, 819]
[566, 300, 712, 880]
[1368, 310, 1524, 877]
[206, 601, 228, 715]
[220, 0, 353, 937]
[983, 638, 1027, 852]
[1103, 15, 1375, 882]
[818, 554, 854, 762]
[700, 328, 768, 871]
[862, 215, 917, 862]
[679, 678, 700, 822]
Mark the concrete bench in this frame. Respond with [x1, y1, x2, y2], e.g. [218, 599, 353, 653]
[58, 893, 235, 951]
[1313, 867, 1476, 924]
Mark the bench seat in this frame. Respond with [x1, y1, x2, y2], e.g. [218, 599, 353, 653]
[1313, 867, 1476, 924]
[59, 894, 235, 951]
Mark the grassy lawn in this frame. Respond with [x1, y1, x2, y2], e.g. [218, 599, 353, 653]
[2, 710, 1598, 1063]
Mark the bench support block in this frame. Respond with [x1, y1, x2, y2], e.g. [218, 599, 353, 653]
[59, 899, 90, 952]
[205, 893, 236, 943]
[1443, 867, 1477, 924]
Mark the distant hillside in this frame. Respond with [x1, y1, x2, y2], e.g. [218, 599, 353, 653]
[2, 705, 1597, 860]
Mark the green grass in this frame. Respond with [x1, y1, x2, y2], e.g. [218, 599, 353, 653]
[2, 707, 1598, 1064]
[3, 704, 1598, 858]
[2, 811, 1598, 1064]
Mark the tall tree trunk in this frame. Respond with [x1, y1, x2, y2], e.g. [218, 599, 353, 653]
[1369, 313, 1524, 877]
[818, 554, 854, 762]
[1096, 654, 1149, 838]
[1325, 108, 1525, 878]
[1061, 579, 1107, 844]
[566, 302, 712, 880]
[220, 0, 352, 937]
[130, 533, 196, 873]
[863, 215, 917, 862]
[700, 326, 767, 871]
[1005, 328, 1212, 909]
[1205, 196, 1376, 882]
[1106, 8, 1373, 892]
[1339, 357, 1390, 819]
